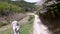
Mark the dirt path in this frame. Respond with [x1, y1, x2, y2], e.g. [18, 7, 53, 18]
[33, 15, 51, 34]
[0, 24, 11, 31]
[26, 13, 51, 34]
[0, 13, 51, 34]
[0, 15, 30, 31]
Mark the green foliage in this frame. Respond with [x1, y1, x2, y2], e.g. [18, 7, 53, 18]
[28, 15, 34, 21]
[0, 2, 24, 16]
[20, 17, 34, 34]
[10, 1, 35, 8]
[38, 1, 60, 33]
[0, 0, 35, 12]
[20, 23, 33, 34]
[38, 1, 60, 21]
[10, 1, 35, 12]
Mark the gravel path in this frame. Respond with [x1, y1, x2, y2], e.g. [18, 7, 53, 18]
[27, 13, 51, 34]
[33, 14, 51, 34]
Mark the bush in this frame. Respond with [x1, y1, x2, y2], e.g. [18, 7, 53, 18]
[0, 2, 24, 16]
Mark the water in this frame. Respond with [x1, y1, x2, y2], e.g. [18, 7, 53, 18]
[33, 15, 51, 34]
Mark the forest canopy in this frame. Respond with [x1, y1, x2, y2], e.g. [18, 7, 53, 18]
[0, 0, 35, 16]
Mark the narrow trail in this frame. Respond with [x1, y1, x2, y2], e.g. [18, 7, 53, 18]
[0, 24, 11, 31]
[27, 13, 51, 34]
[0, 15, 29, 31]
[0, 13, 51, 34]
[0, 13, 32, 32]
[33, 14, 51, 34]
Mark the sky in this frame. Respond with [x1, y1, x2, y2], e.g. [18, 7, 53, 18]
[24, 0, 39, 3]
[12, 0, 40, 3]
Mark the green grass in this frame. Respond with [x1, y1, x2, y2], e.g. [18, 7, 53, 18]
[20, 16, 34, 34]
[0, 16, 34, 34]
[20, 18, 33, 34]
[0, 28, 13, 34]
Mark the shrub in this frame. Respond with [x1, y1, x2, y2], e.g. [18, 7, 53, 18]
[0, 2, 24, 16]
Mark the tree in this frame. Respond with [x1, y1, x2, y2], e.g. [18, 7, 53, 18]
[10, 0, 35, 12]
[36, 0, 60, 20]
[0, 2, 24, 16]
[36, 0, 60, 34]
